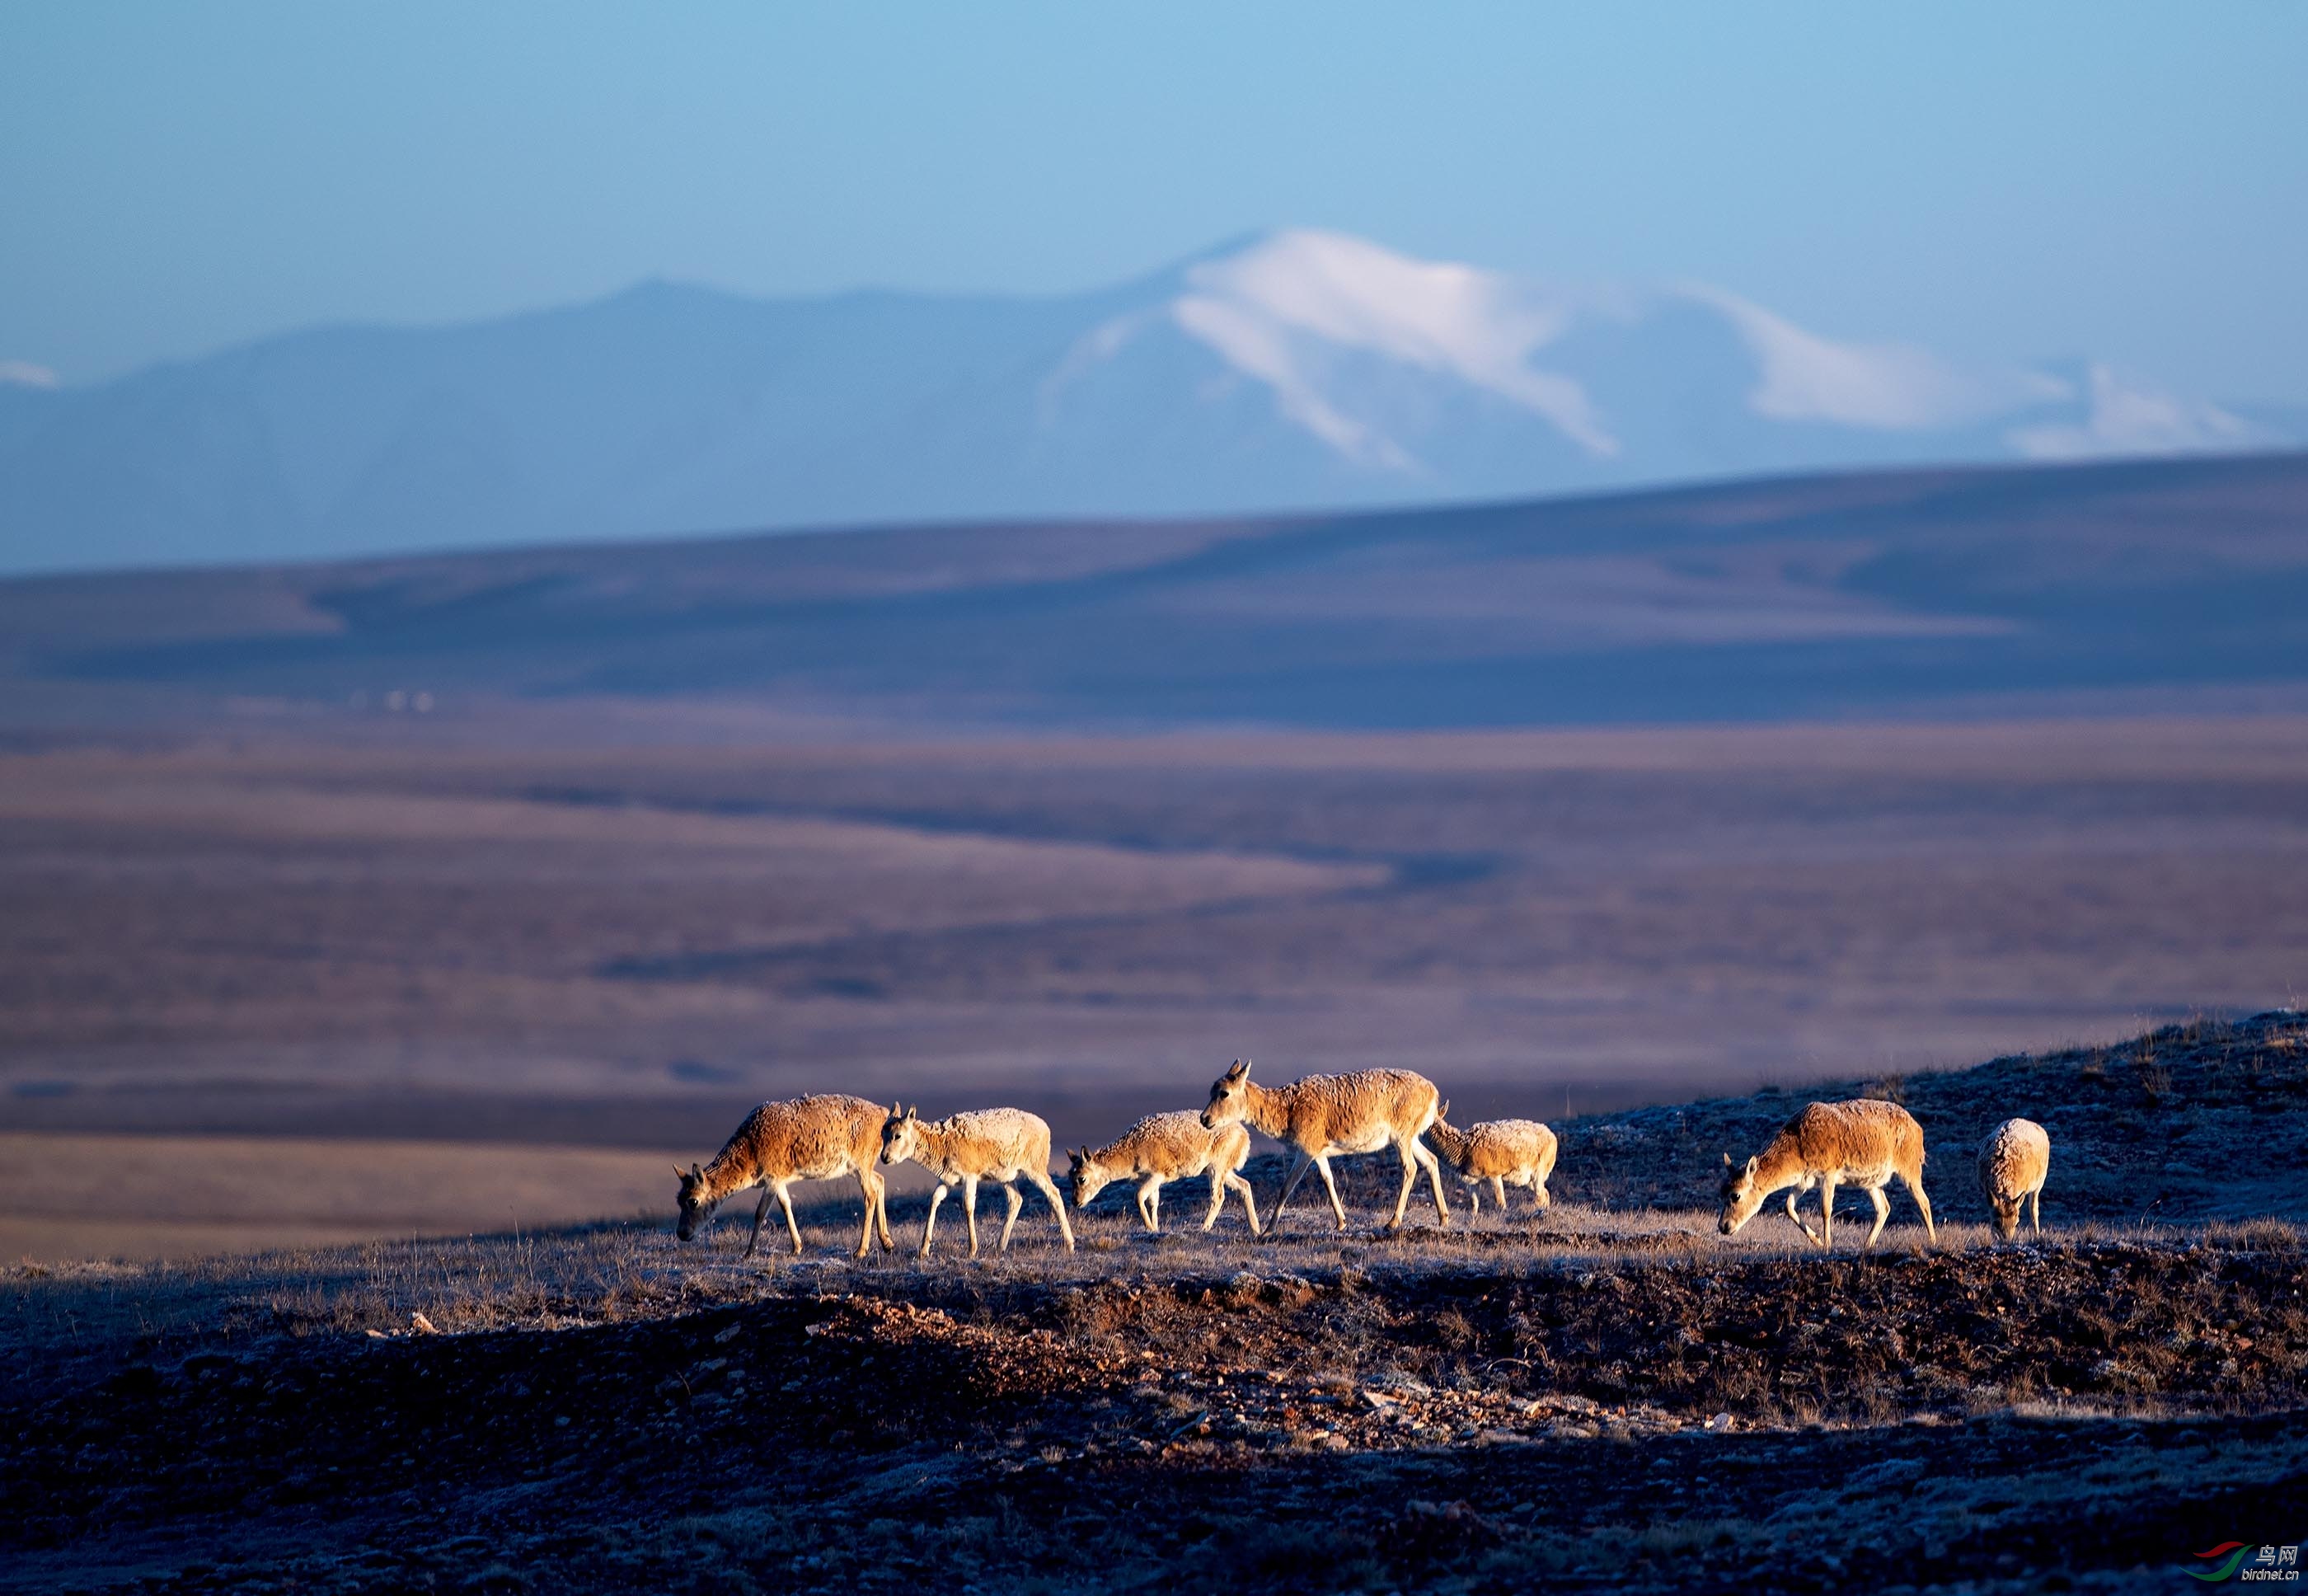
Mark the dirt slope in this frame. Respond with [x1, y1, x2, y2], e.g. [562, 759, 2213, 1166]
[7, 1014, 2306, 1593]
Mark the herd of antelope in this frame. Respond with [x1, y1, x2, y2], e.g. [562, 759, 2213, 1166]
[673, 1058, 2052, 1260]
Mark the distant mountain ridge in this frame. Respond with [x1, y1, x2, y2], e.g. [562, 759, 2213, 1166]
[0, 228, 2290, 575]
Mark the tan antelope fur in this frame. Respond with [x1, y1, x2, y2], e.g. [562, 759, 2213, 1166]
[1426, 1102, 1558, 1215]
[1201, 1059, 1449, 1231]
[1977, 1117, 2050, 1239]
[1067, 1112, 1261, 1235]
[674, 1094, 894, 1259]
[1719, 1098, 1936, 1249]
[880, 1104, 1077, 1257]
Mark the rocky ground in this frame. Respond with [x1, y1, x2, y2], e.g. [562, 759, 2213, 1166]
[5, 1015, 2307, 1593]
[1558, 1009, 2308, 1225]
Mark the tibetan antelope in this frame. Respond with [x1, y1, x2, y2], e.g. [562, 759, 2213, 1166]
[1201, 1059, 1449, 1232]
[1719, 1099, 1935, 1249]
[674, 1093, 894, 1259]
[880, 1104, 1076, 1258]
[1977, 1118, 2050, 1239]
[1426, 1102, 1558, 1215]
[1067, 1112, 1261, 1236]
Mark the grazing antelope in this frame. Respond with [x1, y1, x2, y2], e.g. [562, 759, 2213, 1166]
[1977, 1118, 2050, 1239]
[1426, 1102, 1558, 1215]
[1200, 1059, 1449, 1232]
[674, 1094, 894, 1259]
[1067, 1112, 1261, 1236]
[880, 1104, 1076, 1257]
[1718, 1099, 1936, 1249]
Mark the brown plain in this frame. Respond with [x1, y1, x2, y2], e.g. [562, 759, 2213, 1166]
[5, 713, 2308, 1257]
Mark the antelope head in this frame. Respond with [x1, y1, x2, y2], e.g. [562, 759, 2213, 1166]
[1067, 1146, 1114, 1210]
[1201, 1059, 1252, 1131]
[880, 1102, 923, 1166]
[1987, 1191, 2024, 1240]
[673, 1162, 718, 1242]
[1717, 1152, 1767, 1236]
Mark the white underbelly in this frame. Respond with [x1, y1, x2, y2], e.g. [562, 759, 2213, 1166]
[1327, 1125, 1393, 1157]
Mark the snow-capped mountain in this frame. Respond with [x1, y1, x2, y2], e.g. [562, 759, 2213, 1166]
[0, 229, 2286, 573]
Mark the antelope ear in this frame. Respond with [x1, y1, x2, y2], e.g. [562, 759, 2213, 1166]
[674, 1162, 690, 1180]
[1438, 1100, 1451, 1120]
[690, 1162, 704, 1180]
[1721, 1152, 1733, 1168]
[1744, 1156, 1759, 1175]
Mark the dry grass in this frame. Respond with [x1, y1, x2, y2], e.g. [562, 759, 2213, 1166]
[6, 1205, 2306, 1594]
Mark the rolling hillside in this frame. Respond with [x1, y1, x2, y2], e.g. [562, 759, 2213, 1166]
[6, 450, 2306, 731]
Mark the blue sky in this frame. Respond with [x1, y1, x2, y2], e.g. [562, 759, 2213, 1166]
[3, 2, 2304, 400]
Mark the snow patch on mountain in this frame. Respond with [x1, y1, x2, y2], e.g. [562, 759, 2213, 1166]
[2006, 363, 2269, 461]
[1165, 229, 1617, 468]
[1674, 284, 2061, 431]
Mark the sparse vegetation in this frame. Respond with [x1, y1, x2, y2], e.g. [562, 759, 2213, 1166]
[7, 1016, 2307, 1592]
